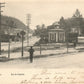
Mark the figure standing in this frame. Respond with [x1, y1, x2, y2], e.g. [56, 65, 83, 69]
[28, 46, 34, 63]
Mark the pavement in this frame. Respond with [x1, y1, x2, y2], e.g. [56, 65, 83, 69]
[0, 48, 84, 68]
[0, 36, 84, 68]
[0, 43, 84, 68]
[1, 35, 84, 60]
[0, 46, 79, 59]
[0, 40, 83, 60]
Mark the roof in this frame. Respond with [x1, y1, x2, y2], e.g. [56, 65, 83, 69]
[52, 21, 59, 26]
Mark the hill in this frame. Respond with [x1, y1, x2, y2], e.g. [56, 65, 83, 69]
[1, 15, 33, 34]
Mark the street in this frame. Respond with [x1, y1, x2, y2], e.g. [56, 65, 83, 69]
[0, 36, 84, 68]
[0, 51, 84, 68]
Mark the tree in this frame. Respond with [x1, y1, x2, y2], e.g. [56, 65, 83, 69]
[42, 24, 45, 29]
[33, 24, 48, 44]
[36, 25, 41, 29]
[72, 9, 82, 18]
[33, 24, 47, 37]
[59, 16, 66, 29]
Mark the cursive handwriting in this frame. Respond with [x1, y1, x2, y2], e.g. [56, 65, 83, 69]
[20, 70, 84, 84]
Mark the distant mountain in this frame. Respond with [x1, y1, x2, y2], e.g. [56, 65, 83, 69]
[1, 15, 33, 34]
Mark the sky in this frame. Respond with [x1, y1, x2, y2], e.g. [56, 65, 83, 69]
[1, 0, 84, 29]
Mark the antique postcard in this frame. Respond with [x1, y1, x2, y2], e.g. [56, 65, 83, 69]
[0, 0, 84, 84]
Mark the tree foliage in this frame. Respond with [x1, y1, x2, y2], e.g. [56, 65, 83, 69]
[34, 9, 84, 39]
[33, 24, 48, 38]
[59, 9, 84, 35]
[1, 15, 33, 34]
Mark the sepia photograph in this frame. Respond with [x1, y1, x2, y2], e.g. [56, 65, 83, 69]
[0, 0, 84, 84]
[0, 0, 84, 69]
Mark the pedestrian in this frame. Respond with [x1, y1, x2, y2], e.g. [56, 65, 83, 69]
[28, 46, 34, 63]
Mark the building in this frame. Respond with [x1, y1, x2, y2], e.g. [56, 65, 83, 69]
[48, 22, 65, 43]
[1, 24, 22, 42]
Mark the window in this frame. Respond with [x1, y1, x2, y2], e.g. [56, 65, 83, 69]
[59, 32, 65, 42]
[50, 33, 55, 41]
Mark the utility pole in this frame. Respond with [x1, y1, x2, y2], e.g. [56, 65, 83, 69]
[6, 20, 16, 59]
[20, 30, 26, 58]
[66, 29, 69, 53]
[0, 2, 5, 55]
[26, 14, 31, 47]
[8, 26, 10, 59]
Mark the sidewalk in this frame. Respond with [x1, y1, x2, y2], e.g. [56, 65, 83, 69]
[0, 47, 84, 68]
[1, 47, 79, 60]
[1, 42, 84, 61]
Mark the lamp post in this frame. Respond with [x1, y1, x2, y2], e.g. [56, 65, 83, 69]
[20, 30, 26, 58]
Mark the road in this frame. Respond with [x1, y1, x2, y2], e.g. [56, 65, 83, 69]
[0, 51, 84, 68]
[0, 36, 84, 68]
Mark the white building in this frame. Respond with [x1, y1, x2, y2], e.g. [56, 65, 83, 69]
[48, 22, 65, 43]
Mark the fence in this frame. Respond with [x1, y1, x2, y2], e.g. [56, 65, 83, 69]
[0, 42, 78, 60]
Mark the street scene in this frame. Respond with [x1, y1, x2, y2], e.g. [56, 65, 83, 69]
[0, 0, 84, 68]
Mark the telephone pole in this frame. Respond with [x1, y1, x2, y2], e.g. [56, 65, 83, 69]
[26, 14, 31, 47]
[0, 2, 5, 55]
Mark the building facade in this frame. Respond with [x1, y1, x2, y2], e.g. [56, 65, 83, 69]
[48, 22, 65, 43]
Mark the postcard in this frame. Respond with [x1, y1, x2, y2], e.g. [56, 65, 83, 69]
[0, 0, 84, 84]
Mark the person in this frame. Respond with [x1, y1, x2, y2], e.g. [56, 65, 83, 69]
[28, 46, 34, 63]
